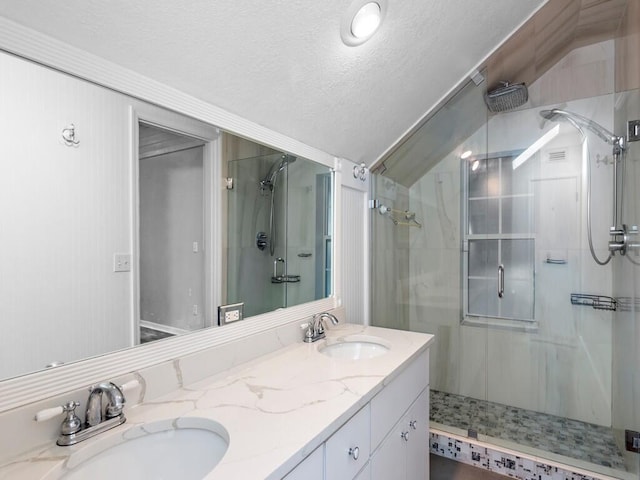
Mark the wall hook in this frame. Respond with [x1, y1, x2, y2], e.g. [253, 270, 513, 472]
[62, 124, 80, 147]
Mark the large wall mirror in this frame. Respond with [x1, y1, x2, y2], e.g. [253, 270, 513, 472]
[0, 48, 334, 383]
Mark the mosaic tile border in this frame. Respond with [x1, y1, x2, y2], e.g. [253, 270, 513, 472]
[430, 431, 622, 480]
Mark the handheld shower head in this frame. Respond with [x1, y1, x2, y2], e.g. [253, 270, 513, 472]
[260, 154, 297, 190]
[539, 109, 618, 146]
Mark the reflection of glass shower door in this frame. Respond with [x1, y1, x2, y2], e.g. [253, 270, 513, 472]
[227, 153, 333, 317]
[227, 153, 287, 317]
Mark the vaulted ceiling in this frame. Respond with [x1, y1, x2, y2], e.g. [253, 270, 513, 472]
[375, 0, 631, 186]
[0, 1, 547, 165]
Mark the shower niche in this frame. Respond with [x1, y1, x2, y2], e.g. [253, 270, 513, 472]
[226, 150, 333, 318]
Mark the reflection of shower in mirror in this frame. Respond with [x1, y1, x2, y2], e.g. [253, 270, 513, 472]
[259, 154, 297, 256]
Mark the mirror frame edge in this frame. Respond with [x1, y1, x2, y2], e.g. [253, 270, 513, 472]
[0, 16, 344, 413]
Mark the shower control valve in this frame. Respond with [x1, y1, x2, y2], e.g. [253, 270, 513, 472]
[256, 232, 268, 251]
[608, 224, 637, 255]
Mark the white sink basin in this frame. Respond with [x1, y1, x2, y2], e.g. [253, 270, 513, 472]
[319, 335, 390, 360]
[48, 417, 228, 480]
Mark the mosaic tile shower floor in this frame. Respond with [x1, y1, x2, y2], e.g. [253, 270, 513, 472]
[430, 390, 626, 471]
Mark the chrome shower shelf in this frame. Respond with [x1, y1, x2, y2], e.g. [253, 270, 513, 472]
[570, 293, 617, 311]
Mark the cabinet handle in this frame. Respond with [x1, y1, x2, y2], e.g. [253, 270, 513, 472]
[348, 446, 360, 460]
[401, 431, 409, 442]
[409, 420, 417, 430]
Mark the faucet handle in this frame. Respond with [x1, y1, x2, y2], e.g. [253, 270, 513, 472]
[60, 401, 82, 435]
[34, 400, 80, 422]
[120, 379, 140, 394]
[35, 405, 65, 422]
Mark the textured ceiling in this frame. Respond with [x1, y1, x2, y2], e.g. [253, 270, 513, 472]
[0, 0, 545, 165]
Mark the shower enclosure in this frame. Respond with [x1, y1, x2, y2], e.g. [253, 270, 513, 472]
[370, 21, 640, 479]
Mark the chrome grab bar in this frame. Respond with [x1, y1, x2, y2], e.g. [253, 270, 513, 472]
[498, 264, 505, 298]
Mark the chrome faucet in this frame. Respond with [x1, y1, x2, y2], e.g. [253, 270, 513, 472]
[35, 381, 129, 446]
[85, 382, 126, 427]
[304, 312, 339, 343]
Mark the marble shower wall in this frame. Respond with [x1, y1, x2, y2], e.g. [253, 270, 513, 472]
[406, 41, 617, 427]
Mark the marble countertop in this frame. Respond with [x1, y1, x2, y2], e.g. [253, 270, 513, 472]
[1, 324, 433, 480]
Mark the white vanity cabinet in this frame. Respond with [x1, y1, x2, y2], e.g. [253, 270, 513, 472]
[280, 349, 429, 480]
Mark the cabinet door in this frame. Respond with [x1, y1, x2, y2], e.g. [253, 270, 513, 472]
[282, 445, 324, 480]
[370, 350, 428, 450]
[370, 419, 407, 480]
[325, 404, 371, 480]
[406, 388, 429, 480]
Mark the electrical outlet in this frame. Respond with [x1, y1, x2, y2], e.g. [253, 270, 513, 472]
[113, 253, 131, 272]
[218, 303, 244, 326]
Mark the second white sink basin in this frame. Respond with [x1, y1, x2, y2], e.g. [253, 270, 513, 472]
[49, 417, 229, 480]
[320, 335, 390, 360]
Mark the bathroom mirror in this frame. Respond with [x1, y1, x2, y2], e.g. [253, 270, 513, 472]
[0, 48, 334, 382]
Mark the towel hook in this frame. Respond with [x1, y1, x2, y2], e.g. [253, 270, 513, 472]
[62, 124, 80, 147]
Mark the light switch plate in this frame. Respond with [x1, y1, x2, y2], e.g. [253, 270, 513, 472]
[113, 253, 131, 272]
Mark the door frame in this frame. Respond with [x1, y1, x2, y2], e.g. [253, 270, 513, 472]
[130, 103, 220, 344]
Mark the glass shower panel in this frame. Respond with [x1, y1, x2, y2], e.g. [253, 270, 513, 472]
[468, 198, 499, 234]
[226, 154, 287, 317]
[371, 73, 490, 438]
[501, 196, 533, 234]
[285, 163, 333, 307]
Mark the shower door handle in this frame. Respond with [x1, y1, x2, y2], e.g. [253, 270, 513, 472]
[498, 264, 505, 298]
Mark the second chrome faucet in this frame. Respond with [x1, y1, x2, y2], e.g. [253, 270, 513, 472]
[304, 312, 339, 343]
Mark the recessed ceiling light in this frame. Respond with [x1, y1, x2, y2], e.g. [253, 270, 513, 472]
[341, 0, 387, 46]
[461, 150, 472, 159]
[351, 3, 381, 38]
[471, 160, 480, 171]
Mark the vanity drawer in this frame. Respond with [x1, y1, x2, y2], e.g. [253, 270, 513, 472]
[370, 349, 428, 450]
[325, 403, 371, 480]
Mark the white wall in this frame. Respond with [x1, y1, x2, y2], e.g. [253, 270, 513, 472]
[0, 51, 133, 378]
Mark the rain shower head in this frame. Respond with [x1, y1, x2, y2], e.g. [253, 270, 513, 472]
[484, 82, 528, 113]
[539, 108, 618, 145]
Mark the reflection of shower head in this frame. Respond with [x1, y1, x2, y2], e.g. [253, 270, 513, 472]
[539, 109, 618, 145]
[260, 154, 297, 189]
